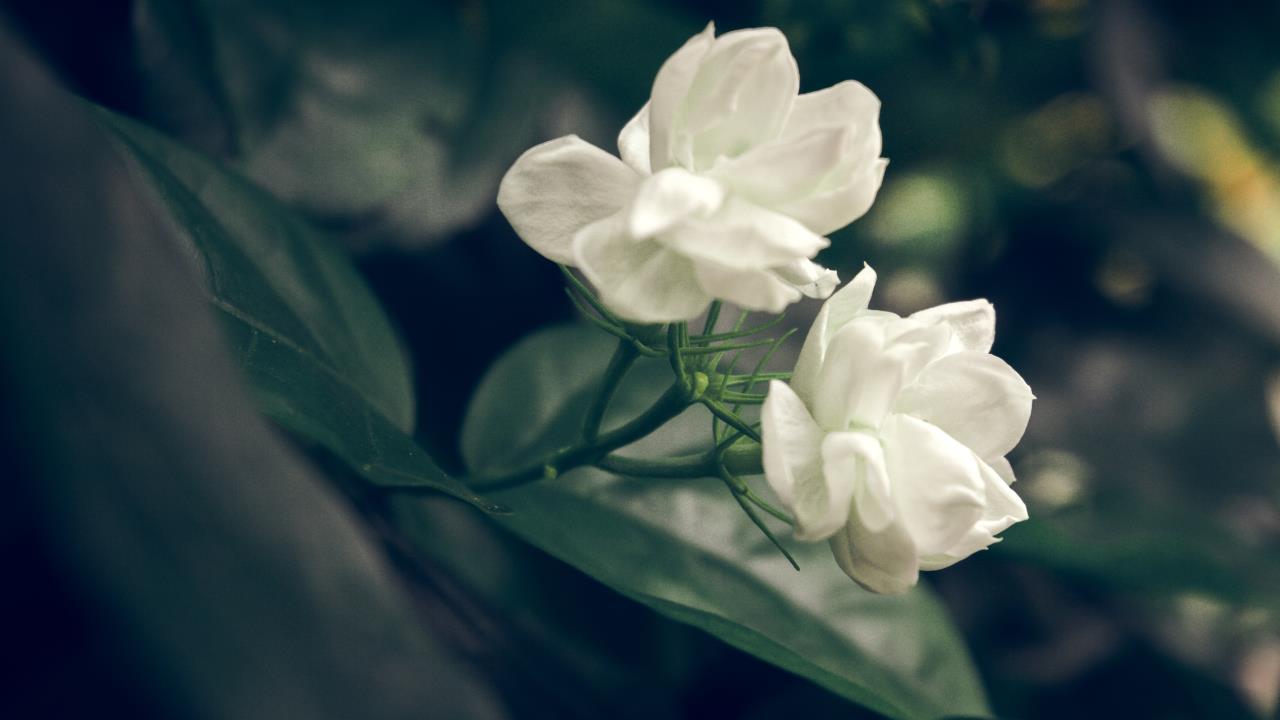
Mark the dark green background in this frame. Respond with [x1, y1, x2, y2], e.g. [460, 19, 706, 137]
[3, 1, 1279, 718]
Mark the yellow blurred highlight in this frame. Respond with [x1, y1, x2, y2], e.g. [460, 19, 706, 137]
[1239, 639, 1280, 716]
[1020, 449, 1091, 511]
[1148, 85, 1280, 262]
[1032, 0, 1089, 38]
[1173, 592, 1231, 653]
[1095, 246, 1154, 307]
[1266, 371, 1280, 448]
[865, 172, 967, 248]
[1000, 92, 1112, 188]
[881, 268, 944, 314]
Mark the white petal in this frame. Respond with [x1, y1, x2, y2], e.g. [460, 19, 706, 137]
[649, 22, 716, 171]
[773, 259, 839, 299]
[881, 414, 985, 556]
[881, 318, 955, 386]
[629, 167, 725, 238]
[989, 455, 1017, 485]
[790, 264, 878, 406]
[762, 381, 841, 540]
[779, 80, 882, 142]
[692, 261, 801, 313]
[980, 456, 1028, 525]
[810, 318, 904, 431]
[761, 381, 821, 509]
[822, 431, 893, 533]
[919, 455, 1028, 571]
[711, 81, 883, 220]
[806, 314, 950, 432]
[777, 157, 888, 236]
[618, 102, 652, 175]
[681, 28, 799, 169]
[895, 351, 1034, 461]
[773, 431, 869, 542]
[659, 196, 828, 271]
[573, 212, 710, 323]
[710, 125, 852, 206]
[497, 135, 640, 264]
[828, 515, 919, 595]
[909, 299, 996, 355]
[762, 81, 886, 234]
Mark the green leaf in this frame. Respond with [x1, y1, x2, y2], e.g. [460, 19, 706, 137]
[134, 0, 555, 243]
[98, 109, 499, 513]
[1000, 503, 1280, 611]
[131, 1, 707, 247]
[457, 324, 991, 720]
[0, 37, 501, 716]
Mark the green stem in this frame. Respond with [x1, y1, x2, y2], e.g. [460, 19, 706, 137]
[723, 372, 791, 384]
[566, 288, 629, 338]
[581, 340, 639, 443]
[708, 310, 751, 375]
[561, 265, 619, 324]
[701, 300, 722, 336]
[680, 336, 780, 355]
[703, 398, 762, 443]
[668, 322, 687, 380]
[472, 382, 690, 491]
[689, 313, 785, 344]
[742, 488, 794, 526]
[596, 442, 762, 479]
[726, 478, 799, 570]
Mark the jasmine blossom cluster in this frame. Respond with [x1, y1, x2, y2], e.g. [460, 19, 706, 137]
[493, 23, 1030, 594]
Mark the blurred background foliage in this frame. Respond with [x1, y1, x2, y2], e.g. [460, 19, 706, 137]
[3, 0, 1280, 718]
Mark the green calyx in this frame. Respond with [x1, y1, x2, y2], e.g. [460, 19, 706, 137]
[688, 370, 711, 400]
[469, 273, 799, 564]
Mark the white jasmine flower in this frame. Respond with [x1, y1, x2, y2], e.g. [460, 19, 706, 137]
[761, 266, 1032, 594]
[498, 23, 886, 323]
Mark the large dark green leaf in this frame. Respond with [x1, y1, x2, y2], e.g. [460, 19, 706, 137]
[99, 110, 498, 512]
[0, 28, 501, 717]
[133, 0, 558, 245]
[456, 324, 991, 720]
[1000, 502, 1280, 611]
[131, 1, 706, 248]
